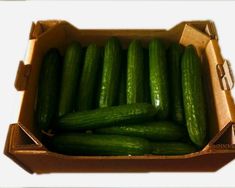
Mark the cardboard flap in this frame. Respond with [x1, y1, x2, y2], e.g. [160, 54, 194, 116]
[179, 24, 211, 54]
[4, 124, 47, 174]
[30, 20, 65, 39]
[14, 61, 31, 91]
[205, 40, 235, 135]
[209, 123, 235, 149]
[185, 20, 218, 40]
[5, 124, 45, 151]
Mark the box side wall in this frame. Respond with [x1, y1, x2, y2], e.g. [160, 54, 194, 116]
[11, 150, 235, 173]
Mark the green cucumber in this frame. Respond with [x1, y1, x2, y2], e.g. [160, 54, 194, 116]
[99, 37, 122, 108]
[149, 39, 169, 119]
[119, 49, 127, 105]
[143, 48, 151, 103]
[95, 121, 186, 141]
[58, 103, 158, 131]
[58, 42, 83, 117]
[181, 45, 207, 147]
[76, 44, 101, 111]
[127, 40, 144, 103]
[168, 43, 184, 124]
[50, 133, 151, 156]
[36, 48, 61, 132]
[151, 142, 197, 155]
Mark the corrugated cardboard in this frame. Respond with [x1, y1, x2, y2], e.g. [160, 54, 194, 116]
[4, 20, 235, 173]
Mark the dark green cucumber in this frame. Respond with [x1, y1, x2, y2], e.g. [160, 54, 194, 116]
[76, 44, 101, 111]
[99, 37, 122, 108]
[151, 142, 197, 155]
[36, 48, 61, 132]
[119, 49, 127, 105]
[50, 133, 151, 156]
[168, 43, 184, 124]
[94, 47, 105, 108]
[58, 42, 83, 117]
[127, 40, 144, 104]
[143, 48, 151, 103]
[58, 103, 158, 131]
[149, 39, 169, 119]
[95, 121, 186, 141]
[181, 45, 207, 147]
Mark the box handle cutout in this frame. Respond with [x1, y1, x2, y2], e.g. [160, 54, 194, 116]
[15, 61, 31, 91]
[216, 60, 234, 91]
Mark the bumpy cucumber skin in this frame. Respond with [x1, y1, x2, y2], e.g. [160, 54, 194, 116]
[58, 42, 83, 117]
[76, 44, 101, 111]
[143, 48, 151, 103]
[149, 39, 169, 119]
[50, 133, 152, 156]
[119, 49, 127, 105]
[168, 43, 185, 124]
[127, 40, 144, 104]
[151, 142, 197, 155]
[36, 48, 61, 132]
[95, 121, 186, 141]
[58, 103, 158, 131]
[181, 45, 207, 148]
[99, 37, 122, 108]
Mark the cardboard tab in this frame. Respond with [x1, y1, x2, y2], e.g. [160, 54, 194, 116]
[14, 61, 31, 91]
[216, 60, 234, 90]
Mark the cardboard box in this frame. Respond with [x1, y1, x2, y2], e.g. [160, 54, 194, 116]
[4, 20, 235, 173]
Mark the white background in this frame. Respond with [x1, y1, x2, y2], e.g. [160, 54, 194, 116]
[0, 1, 235, 187]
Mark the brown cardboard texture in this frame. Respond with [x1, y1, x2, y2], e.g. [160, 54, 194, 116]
[5, 20, 235, 173]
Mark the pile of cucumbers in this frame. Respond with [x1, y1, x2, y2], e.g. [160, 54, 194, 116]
[36, 37, 207, 156]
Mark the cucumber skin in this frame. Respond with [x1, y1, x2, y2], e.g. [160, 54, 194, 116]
[168, 43, 185, 124]
[50, 133, 152, 156]
[76, 44, 101, 111]
[95, 121, 186, 141]
[181, 45, 207, 148]
[99, 37, 122, 108]
[36, 48, 61, 132]
[151, 142, 197, 155]
[149, 39, 169, 119]
[58, 42, 83, 117]
[143, 48, 151, 103]
[127, 40, 144, 104]
[58, 103, 158, 131]
[119, 49, 127, 105]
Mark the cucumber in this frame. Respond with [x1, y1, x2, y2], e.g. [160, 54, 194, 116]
[99, 37, 122, 108]
[50, 133, 151, 156]
[151, 142, 197, 155]
[58, 103, 158, 131]
[181, 45, 207, 147]
[149, 39, 169, 119]
[76, 44, 101, 111]
[36, 48, 61, 132]
[58, 42, 83, 117]
[94, 47, 105, 108]
[127, 40, 144, 104]
[143, 48, 151, 103]
[119, 49, 127, 105]
[167, 43, 184, 124]
[95, 121, 186, 141]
